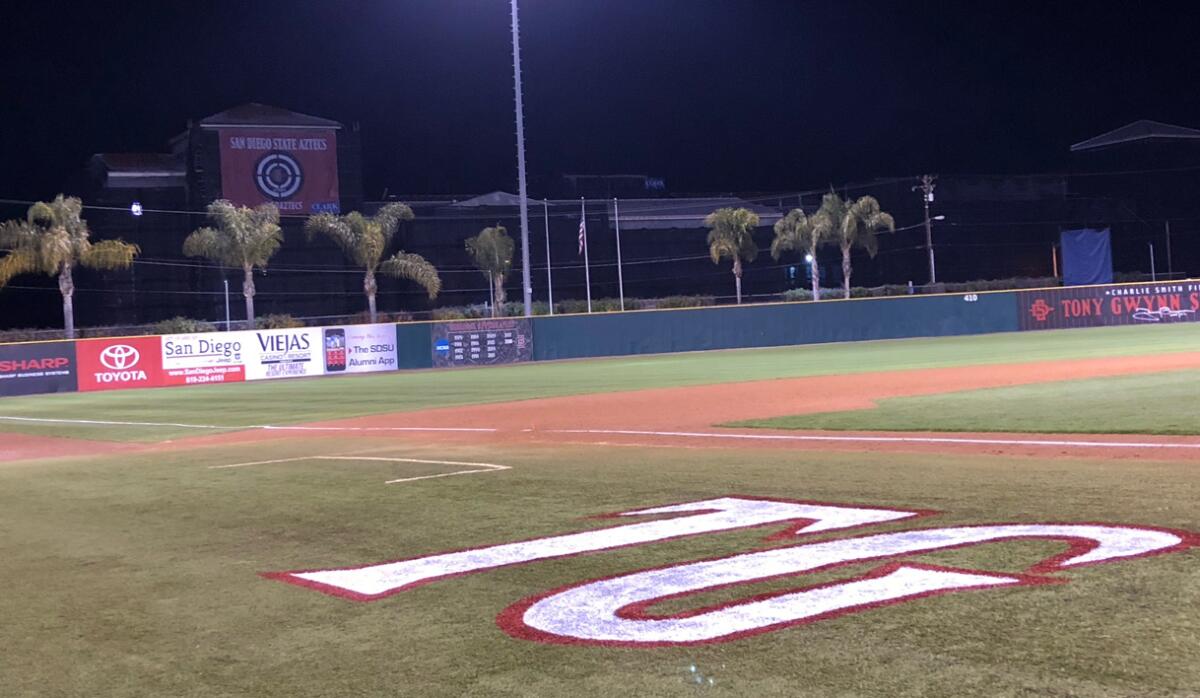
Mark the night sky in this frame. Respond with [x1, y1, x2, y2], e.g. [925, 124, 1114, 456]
[3, 0, 1199, 201]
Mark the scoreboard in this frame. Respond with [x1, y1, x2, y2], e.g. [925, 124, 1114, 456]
[431, 318, 533, 367]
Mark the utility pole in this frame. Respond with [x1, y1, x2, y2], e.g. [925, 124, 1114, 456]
[1165, 220, 1173, 278]
[913, 175, 937, 285]
[509, 0, 533, 317]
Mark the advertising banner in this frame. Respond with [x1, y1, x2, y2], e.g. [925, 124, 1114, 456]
[432, 319, 533, 368]
[1018, 281, 1200, 330]
[322, 324, 398, 374]
[0, 341, 78, 397]
[161, 332, 249, 386]
[218, 128, 340, 214]
[76, 336, 164, 392]
[244, 328, 324, 381]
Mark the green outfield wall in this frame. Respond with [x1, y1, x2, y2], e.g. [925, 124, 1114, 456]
[530, 291, 1019, 360]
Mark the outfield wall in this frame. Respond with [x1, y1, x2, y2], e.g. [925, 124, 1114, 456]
[3, 280, 1197, 398]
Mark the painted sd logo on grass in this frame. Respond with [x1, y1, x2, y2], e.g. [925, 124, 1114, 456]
[265, 497, 1196, 646]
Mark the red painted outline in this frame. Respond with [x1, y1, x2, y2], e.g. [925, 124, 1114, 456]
[496, 523, 1199, 647]
[261, 496, 935, 601]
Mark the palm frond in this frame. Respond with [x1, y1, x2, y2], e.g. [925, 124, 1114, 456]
[704, 208, 760, 265]
[81, 240, 139, 270]
[381, 251, 442, 299]
[0, 248, 38, 287]
[465, 226, 514, 277]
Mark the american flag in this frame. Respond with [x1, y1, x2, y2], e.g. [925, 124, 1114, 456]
[578, 215, 587, 256]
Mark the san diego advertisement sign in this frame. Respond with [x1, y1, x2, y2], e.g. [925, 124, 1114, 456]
[244, 328, 324, 381]
[161, 332, 248, 386]
[322, 324, 398, 374]
[0, 341, 78, 397]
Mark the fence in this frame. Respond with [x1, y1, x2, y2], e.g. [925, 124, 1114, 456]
[3, 280, 1197, 398]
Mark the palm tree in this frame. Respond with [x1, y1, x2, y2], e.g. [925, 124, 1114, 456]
[305, 203, 441, 323]
[183, 200, 282, 330]
[704, 207, 759, 304]
[770, 207, 830, 301]
[0, 195, 138, 338]
[465, 225, 514, 317]
[838, 195, 895, 299]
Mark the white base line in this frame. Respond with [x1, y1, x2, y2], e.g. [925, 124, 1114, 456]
[547, 429, 1200, 450]
[209, 455, 511, 484]
[0, 416, 493, 433]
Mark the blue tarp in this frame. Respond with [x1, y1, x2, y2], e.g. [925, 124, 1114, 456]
[1060, 228, 1113, 286]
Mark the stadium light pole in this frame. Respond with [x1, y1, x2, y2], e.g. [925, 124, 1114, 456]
[914, 175, 938, 284]
[510, 0, 533, 316]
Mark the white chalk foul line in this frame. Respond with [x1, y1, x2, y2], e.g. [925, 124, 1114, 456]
[0, 415, 494, 433]
[209, 455, 510, 484]
[547, 429, 1200, 450]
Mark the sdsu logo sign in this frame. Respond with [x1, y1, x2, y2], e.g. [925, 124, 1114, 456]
[266, 497, 1197, 646]
[255, 152, 303, 200]
[77, 337, 163, 392]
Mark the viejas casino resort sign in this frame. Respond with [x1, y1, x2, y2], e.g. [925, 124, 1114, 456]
[266, 497, 1197, 646]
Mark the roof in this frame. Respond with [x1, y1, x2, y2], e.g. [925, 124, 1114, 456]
[198, 103, 342, 129]
[1070, 120, 1200, 152]
[92, 153, 184, 175]
[449, 191, 526, 207]
[607, 198, 782, 230]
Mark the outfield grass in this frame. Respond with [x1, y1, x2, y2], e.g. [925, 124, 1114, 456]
[0, 439, 1196, 697]
[2, 323, 1198, 442]
[732, 369, 1200, 435]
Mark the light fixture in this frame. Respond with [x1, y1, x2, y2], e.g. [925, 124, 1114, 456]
[130, 201, 143, 217]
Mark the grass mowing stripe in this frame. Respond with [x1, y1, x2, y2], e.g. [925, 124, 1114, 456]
[1, 323, 1197, 442]
[731, 369, 1200, 435]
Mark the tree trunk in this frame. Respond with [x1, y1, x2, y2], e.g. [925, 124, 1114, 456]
[364, 269, 378, 324]
[243, 265, 256, 330]
[733, 258, 743, 304]
[841, 243, 852, 300]
[59, 262, 75, 340]
[809, 244, 820, 301]
[494, 273, 506, 316]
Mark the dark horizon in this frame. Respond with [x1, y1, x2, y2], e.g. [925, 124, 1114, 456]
[3, 0, 1199, 202]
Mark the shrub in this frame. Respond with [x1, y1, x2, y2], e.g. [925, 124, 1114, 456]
[152, 317, 216, 334]
[256, 314, 305, 329]
[652, 295, 715, 309]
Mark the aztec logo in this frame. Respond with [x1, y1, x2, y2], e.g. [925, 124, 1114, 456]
[255, 152, 304, 200]
[265, 497, 1197, 646]
[1028, 298, 1054, 322]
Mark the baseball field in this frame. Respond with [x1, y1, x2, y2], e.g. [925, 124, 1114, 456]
[1, 323, 1198, 697]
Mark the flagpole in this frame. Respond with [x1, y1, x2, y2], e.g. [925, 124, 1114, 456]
[581, 197, 592, 313]
[613, 197, 625, 311]
[544, 199, 553, 315]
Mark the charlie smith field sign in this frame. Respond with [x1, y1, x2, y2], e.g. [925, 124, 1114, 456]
[266, 497, 1196, 646]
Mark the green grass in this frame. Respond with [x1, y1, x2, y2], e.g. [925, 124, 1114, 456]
[0, 440, 1197, 697]
[732, 369, 1200, 435]
[2, 323, 1198, 442]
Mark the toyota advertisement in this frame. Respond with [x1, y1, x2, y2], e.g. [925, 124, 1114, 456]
[323, 324, 398, 374]
[75, 337, 164, 392]
[161, 333, 247, 386]
[0, 341, 78, 397]
[218, 128, 340, 214]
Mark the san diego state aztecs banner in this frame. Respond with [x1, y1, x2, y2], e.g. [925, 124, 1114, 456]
[1018, 281, 1200, 330]
[218, 128, 340, 214]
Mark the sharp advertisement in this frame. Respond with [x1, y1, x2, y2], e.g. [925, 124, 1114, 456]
[218, 128, 340, 214]
[0, 341, 78, 397]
